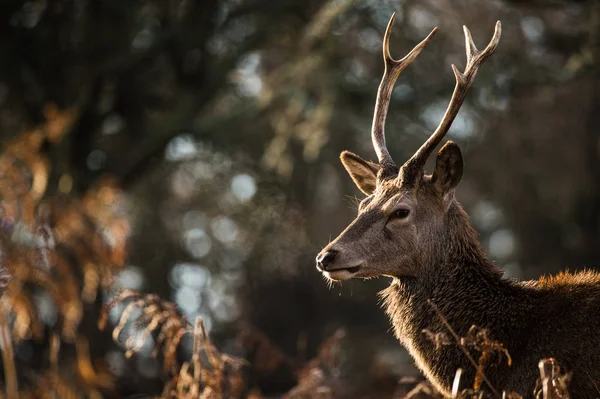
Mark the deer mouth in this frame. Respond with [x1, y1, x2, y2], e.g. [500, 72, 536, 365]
[323, 265, 362, 281]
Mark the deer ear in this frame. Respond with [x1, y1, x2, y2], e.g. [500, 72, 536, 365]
[432, 141, 463, 194]
[340, 151, 380, 195]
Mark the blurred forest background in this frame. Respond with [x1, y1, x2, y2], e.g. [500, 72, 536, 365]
[0, 0, 598, 397]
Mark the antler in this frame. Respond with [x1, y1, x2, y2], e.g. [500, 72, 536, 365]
[372, 13, 437, 169]
[400, 21, 502, 183]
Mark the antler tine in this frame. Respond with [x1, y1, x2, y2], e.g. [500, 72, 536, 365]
[400, 21, 501, 182]
[372, 13, 437, 169]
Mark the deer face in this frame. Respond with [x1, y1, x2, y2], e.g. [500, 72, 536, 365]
[315, 14, 499, 282]
[316, 142, 463, 281]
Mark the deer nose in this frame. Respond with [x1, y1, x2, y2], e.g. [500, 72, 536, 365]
[316, 250, 337, 271]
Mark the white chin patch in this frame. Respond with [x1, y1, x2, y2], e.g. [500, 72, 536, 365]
[323, 269, 356, 281]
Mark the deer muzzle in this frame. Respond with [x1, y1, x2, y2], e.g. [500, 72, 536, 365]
[315, 248, 362, 281]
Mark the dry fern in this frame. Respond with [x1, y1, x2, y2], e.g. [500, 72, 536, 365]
[534, 358, 570, 399]
[100, 289, 248, 399]
[425, 300, 571, 399]
[0, 106, 125, 397]
[284, 328, 348, 399]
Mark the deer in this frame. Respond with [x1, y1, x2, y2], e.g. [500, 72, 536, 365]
[315, 13, 600, 398]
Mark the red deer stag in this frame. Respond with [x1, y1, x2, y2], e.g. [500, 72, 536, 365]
[316, 13, 600, 398]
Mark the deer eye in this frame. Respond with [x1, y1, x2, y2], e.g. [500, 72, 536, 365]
[393, 209, 410, 219]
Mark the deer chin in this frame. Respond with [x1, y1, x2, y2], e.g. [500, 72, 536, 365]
[323, 265, 362, 281]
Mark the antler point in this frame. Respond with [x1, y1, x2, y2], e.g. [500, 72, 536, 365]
[451, 64, 462, 79]
[383, 14, 397, 60]
[485, 21, 502, 53]
[493, 20, 502, 41]
[386, 12, 397, 31]
[421, 27, 438, 45]
[462, 25, 478, 58]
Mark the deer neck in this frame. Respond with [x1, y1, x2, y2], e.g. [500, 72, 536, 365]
[380, 202, 527, 395]
[380, 200, 517, 347]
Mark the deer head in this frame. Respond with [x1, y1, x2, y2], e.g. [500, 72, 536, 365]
[316, 15, 501, 281]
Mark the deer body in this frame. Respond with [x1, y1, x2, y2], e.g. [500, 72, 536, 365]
[316, 14, 600, 398]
